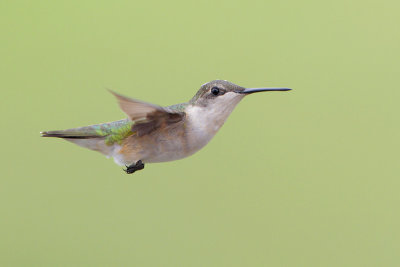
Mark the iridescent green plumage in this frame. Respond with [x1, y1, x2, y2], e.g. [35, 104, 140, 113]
[167, 102, 188, 112]
[92, 119, 135, 145]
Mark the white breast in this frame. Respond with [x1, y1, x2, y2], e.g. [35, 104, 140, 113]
[185, 105, 218, 152]
[185, 92, 244, 154]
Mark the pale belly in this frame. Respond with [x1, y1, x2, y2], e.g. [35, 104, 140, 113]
[112, 124, 216, 165]
[145, 128, 215, 163]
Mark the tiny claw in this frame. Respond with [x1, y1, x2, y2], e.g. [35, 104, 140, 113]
[123, 160, 145, 174]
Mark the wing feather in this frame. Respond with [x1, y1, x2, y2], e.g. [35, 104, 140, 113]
[109, 90, 185, 136]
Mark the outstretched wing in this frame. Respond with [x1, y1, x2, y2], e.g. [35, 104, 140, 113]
[109, 90, 185, 136]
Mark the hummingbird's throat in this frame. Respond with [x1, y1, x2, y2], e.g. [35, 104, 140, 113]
[189, 92, 244, 132]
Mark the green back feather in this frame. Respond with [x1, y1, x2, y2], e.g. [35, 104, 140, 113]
[91, 119, 135, 146]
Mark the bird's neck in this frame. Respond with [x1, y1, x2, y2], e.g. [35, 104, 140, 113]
[185, 99, 242, 147]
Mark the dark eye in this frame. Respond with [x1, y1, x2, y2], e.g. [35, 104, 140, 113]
[211, 87, 220, 95]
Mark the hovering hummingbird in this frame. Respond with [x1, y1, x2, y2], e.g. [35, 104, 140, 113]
[41, 80, 291, 174]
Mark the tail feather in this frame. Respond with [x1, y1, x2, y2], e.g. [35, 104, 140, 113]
[41, 130, 101, 139]
[40, 125, 114, 156]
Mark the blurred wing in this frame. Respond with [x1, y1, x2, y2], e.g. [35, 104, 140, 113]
[109, 90, 185, 136]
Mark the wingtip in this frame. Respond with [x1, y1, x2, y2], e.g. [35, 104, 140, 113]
[106, 88, 123, 98]
[107, 88, 128, 101]
[106, 88, 116, 95]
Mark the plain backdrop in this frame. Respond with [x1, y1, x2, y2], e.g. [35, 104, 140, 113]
[1, 0, 399, 266]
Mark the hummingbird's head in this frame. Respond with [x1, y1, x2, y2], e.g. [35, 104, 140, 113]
[189, 80, 245, 107]
[187, 80, 291, 131]
[189, 80, 291, 108]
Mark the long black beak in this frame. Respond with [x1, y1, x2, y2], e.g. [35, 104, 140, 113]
[237, 87, 292, 94]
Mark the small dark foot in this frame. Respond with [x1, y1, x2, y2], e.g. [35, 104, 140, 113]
[124, 160, 145, 174]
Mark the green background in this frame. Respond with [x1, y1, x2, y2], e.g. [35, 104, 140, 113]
[1, 0, 399, 266]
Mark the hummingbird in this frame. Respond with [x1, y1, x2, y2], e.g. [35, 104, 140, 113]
[41, 80, 291, 174]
